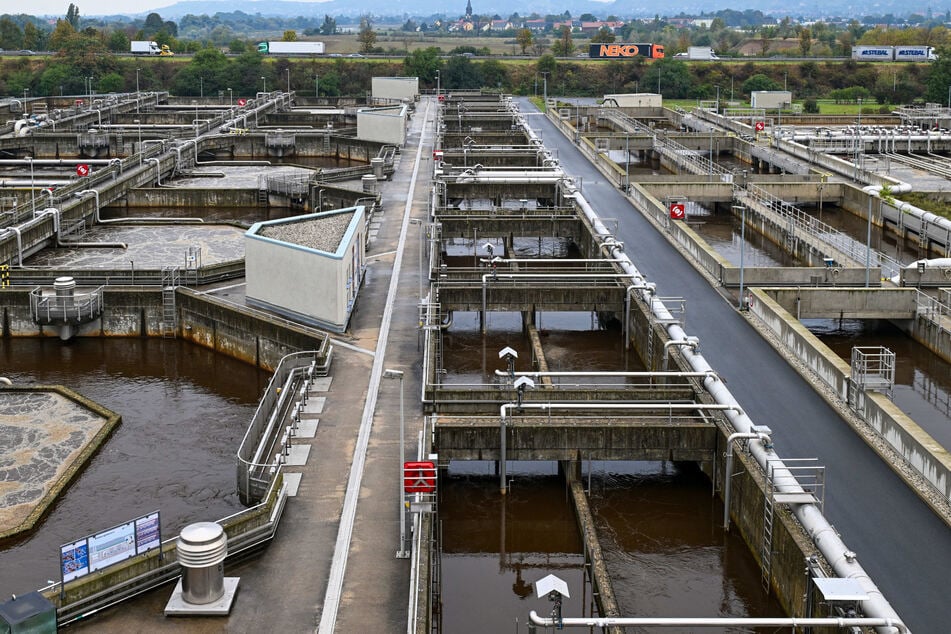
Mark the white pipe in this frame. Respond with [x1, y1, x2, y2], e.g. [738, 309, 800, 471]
[4, 227, 22, 266]
[494, 370, 716, 378]
[723, 431, 770, 531]
[528, 612, 907, 632]
[662, 336, 700, 369]
[146, 157, 162, 186]
[561, 175, 905, 631]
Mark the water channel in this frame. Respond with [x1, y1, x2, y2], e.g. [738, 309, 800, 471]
[806, 318, 951, 450]
[0, 338, 269, 596]
[440, 461, 782, 634]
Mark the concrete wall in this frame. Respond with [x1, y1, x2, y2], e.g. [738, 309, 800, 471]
[602, 93, 662, 108]
[245, 207, 365, 333]
[0, 286, 331, 371]
[759, 287, 918, 319]
[177, 290, 330, 371]
[122, 188, 258, 208]
[748, 287, 951, 506]
[372, 77, 419, 102]
[751, 91, 792, 109]
[357, 106, 407, 145]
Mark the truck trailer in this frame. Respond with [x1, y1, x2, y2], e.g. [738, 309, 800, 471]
[257, 41, 325, 56]
[675, 46, 719, 60]
[588, 43, 664, 59]
[851, 45, 936, 61]
[130, 41, 172, 56]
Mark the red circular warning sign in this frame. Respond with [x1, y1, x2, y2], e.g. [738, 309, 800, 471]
[237, 98, 247, 107]
[754, 121, 766, 132]
[669, 203, 686, 220]
[76, 164, 90, 177]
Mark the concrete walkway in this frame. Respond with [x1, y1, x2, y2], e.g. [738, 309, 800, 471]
[68, 100, 435, 633]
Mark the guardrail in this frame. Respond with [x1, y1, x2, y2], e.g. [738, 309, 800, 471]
[30, 286, 104, 325]
[236, 349, 332, 505]
[47, 470, 290, 626]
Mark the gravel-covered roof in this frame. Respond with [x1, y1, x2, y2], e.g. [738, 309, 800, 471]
[258, 211, 356, 253]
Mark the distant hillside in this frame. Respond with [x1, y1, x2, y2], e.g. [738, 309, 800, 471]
[131, 0, 927, 21]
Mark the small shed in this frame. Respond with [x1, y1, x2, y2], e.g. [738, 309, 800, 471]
[602, 93, 662, 108]
[245, 207, 366, 333]
[357, 104, 408, 145]
[371, 77, 419, 102]
[751, 91, 792, 109]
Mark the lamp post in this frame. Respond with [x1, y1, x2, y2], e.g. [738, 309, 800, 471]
[866, 197, 873, 288]
[227, 87, 232, 107]
[541, 71, 550, 111]
[135, 67, 140, 112]
[286, 68, 290, 93]
[856, 98, 863, 175]
[26, 156, 35, 213]
[314, 75, 318, 99]
[715, 84, 720, 113]
[435, 69, 440, 97]
[624, 133, 630, 193]
[193, 100, 199, 138]
[734, 205, 746, 309]
[261, 76, 266, 93]
[947, 84, 950, 109]
[382, 368, 409, 558]
[199, 76, 204, 98]
[134, 119, 141, 165]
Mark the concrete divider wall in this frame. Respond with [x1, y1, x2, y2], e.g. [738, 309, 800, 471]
[122, 188, 259, 208]
[177, 290, 329, 371]
[748, 288, 951, 504]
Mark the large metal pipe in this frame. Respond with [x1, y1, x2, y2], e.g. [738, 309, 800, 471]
[560, 175, 905, 631]
[528, 612, 907, 631]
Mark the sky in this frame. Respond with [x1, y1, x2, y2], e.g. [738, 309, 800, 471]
[26, 0, 329, 18]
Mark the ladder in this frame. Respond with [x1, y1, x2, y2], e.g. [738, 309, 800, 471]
[257, 188, 269, 207]
[162, 266, 180, 338]
[760, 464, 776, 591]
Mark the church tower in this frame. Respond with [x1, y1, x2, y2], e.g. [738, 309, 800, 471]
[465, 0, 473, 19]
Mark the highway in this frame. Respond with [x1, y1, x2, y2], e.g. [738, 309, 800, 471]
[521, 98, 951, 632]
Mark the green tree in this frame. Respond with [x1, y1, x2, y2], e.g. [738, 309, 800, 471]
[743, 73, 782, 94]
[23, 22, 45, 51]
[443, 55, 481, 89]
[281, 30, 297, 41]
[144, 13, 165, 35]
[550, 25, 574, 56]
[357, 15, 376, 54]
[65, 3, 81, 29]
[48, 20, 77, 51]
[319, 15, 337, 36]
[799, 27, 812, 56]
[925, 46, 951, 104]
[0, 16, 24, 50]
[107, 30, 129, 53]
[99, 71, 124, 93]
[642, 58, 692, 98]
[590, 27, 615, 44]
[403, 47, 441, 84]
[228, 39, 247, 54]
[515, 28, 533, 55]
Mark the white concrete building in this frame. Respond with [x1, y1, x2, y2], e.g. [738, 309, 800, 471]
[357, 104, 408, 145]
[245, 207, 366, 333]
[371, 77, 419, 102]
[602, 93, 663, 108]
[751, 91, 792, 109]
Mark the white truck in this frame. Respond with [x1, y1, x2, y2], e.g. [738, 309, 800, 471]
[675, 46, 719, 60]
[131, 41, 160, 55]
[852, 45, 937, 61]
[256, 41, 325, 56]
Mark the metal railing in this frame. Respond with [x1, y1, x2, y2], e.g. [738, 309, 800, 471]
[29, 286, 104, 325]
[236, 350, 331, 505]
[738, 183, 903, 279]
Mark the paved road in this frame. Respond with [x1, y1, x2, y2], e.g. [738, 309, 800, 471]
[522, 98, 951, 633]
